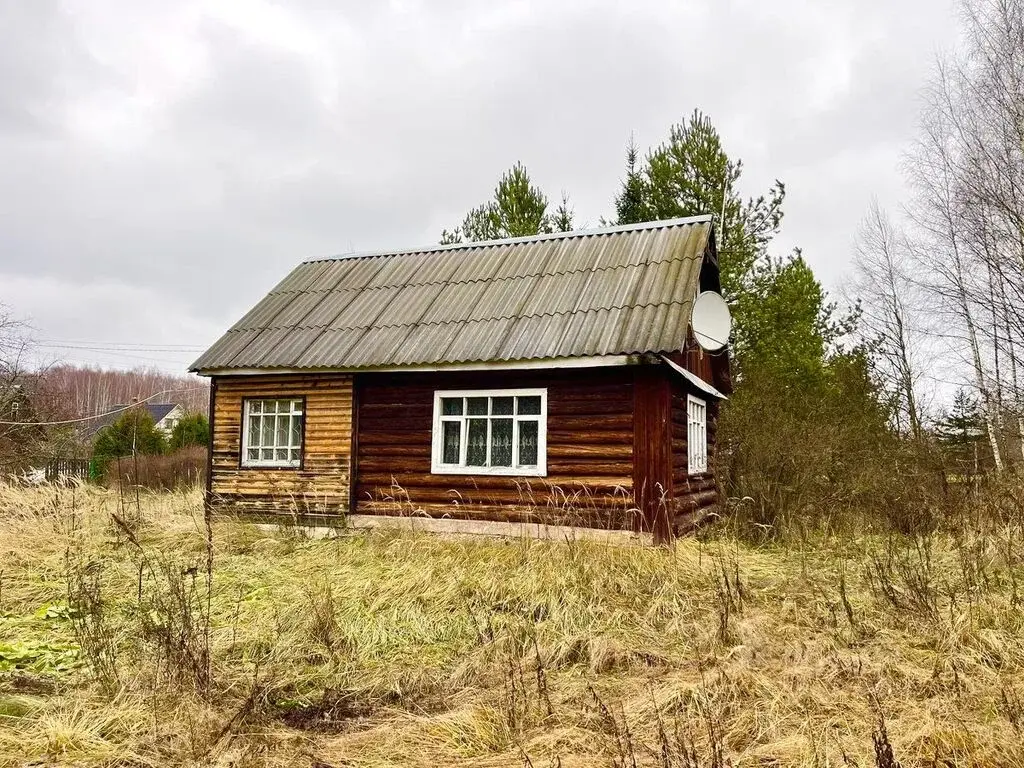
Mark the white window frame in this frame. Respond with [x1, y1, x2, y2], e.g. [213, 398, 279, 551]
[431, 388, 547, 476]
[241, 397, 304, 468]
[687, 394, 708, 475]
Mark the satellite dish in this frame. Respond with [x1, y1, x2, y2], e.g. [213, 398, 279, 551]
[690, 291, 731, 351]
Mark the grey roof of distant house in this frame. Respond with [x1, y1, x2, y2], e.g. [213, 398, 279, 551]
[85, 403, 179, 437]
[190, 215, 714, 372]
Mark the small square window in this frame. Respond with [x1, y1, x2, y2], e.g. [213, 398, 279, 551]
[242, 398, 304, 468]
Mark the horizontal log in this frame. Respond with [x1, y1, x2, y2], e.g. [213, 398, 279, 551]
[357, 472, 633, 492]
[358, 379, 631, 403]
[546, 461, 632, 475]
[547, 430, 633, 445]
[211, 498, 348, 515]
[549, 400, 633, 416]
[358, 403, 433, 421]
[358, 431, 432, 445]
[356, 489, 617, 507]
[355, 500, 641, 529]
[549, 414, 632, 431]
[358, 444, 432, 458]
[548, 444, 632, 459]
[673, 490, 719, 512]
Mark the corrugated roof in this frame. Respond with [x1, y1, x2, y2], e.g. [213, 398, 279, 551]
[191, 215, 714, 372]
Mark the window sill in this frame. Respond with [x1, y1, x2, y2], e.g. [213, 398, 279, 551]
[431, 465, 546, 477]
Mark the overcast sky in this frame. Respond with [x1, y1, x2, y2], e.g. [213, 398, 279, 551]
[1, 0, 960, 374]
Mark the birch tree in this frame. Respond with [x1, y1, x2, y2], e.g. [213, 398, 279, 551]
[901, 0, 1024, 469]
[850, 202, 924, 438]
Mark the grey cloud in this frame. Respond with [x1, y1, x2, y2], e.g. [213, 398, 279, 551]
[0, 0, 960, 371]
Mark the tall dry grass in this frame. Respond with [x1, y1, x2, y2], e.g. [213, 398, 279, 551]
[0, 483, 1022, 767]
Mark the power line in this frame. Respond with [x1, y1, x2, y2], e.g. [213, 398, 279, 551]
[36, 338, 206, 350]
[0, 386, 208, 427]
[37, 343, 204, 353]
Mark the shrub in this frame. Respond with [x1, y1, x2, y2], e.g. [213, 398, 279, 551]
[104, 445, 207, 490]
[169, 412, 210, 451]
[92, 408, 166, 468]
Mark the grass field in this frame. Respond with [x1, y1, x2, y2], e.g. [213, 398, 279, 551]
[1, 484, 1023, 767]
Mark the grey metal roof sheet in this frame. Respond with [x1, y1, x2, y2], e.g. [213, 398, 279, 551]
[190, 215, 714, 371]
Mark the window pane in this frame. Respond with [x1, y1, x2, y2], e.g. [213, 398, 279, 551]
[276, 415, 288, 447]
[290, 416, 301, 448]
[442, 421, 461, 464]
[466, 419, 488, 465]
[247, 448, 259, 461]
[516, 421, 540, 468]
[248, 415, 262, 448]
[250, 401, 262, 414]
[518, 420, 539, 466]
[492, 396, 514, 415]
[289, 448, 300, 463]
[467, 397, 488, 416]
[275, 448, 288, 461]
[261, 448, 273, 461]
[442, 397, 463, 416]
[291, 399, 303, 414]
[490, 418, 513, 466]
[517, 396, 541, 415]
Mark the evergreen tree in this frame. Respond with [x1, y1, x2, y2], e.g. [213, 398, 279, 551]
[733, 251, 857, 388]
[613, 110, 785, 302]
[442, 163, 572, 243]
[169, 412, 211, 451]
[935, 389, 988, 474]
[614, 137, 651, 226]
[92, 408, 166, 465]
[935, 389, 984, 446]
[550, 192, 575, 233]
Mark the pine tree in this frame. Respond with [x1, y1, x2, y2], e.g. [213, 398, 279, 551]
[613, 110, 785, 303]
[442, 163, 572, 243]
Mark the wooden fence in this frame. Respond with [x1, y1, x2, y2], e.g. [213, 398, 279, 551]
[45, 457, 92, 483]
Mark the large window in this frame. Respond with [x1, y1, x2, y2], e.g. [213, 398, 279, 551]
[242, 398, 304, 468]
[687, 394, 708, 474]
[431, 389, 547, 476]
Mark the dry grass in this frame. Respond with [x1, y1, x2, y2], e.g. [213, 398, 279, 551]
[1, 484, 1023, 767]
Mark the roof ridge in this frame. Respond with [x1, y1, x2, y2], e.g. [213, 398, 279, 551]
[302, 215, 714, 264]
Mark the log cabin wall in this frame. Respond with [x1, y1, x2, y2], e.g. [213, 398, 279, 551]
[209, 373, 352, 518]
[670, 378, 720, 532]
[632, 365, 673, 541]
[354, 367, 638, 529]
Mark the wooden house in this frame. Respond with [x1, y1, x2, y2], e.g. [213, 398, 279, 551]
[84, 402, 186, 440]
[191, 215, 731, 542]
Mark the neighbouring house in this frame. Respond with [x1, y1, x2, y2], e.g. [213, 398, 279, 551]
[85, 402, 186, 440]
[190, 215, 732, 542]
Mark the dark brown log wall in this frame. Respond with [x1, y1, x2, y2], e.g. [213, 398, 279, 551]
[354, 367, 639, 530]
[208, 373, 352, 517]
[670, 378, 721, 533]
[632, 366, 673, 541]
